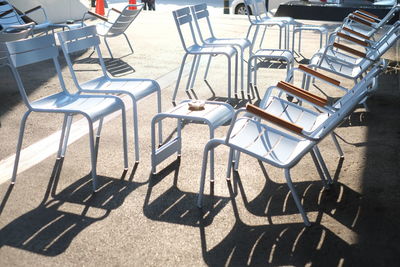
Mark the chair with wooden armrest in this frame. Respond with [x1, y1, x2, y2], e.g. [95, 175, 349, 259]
[337, 3, 400, 40]
[0, 0, 71, 35]
[82, 4, 143, 58]
[196, 63, 385, 226]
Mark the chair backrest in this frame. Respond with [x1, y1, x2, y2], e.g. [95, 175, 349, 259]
[57, 25, 108, 88]
[172, 7, 200, 52]
[244, 0, 268, 19]
[106, 4, 143, 37]
[190, 3, 215, 43]
[375, 3, 400, 29]
[0, 1, 25, 28]
[4, 34, 68, 109]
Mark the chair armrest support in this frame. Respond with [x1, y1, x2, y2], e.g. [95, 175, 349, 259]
[277, 81, 328, 107]
[298, 65, 341, 86]
[356, 9, 379, 20]
[333, 42, 367, 58]
[0, 9, 13, 18]
[342, 27, 370, 40]
[24, 5, 42, 15]
[246, 104, 303, 134]
[87, 11, 108, 21]
[111, 8, 122, 14]
[336, 32, 370, 47]
[352, 12, 376, 23]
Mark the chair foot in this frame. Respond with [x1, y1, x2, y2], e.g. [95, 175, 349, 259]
[135, 160, 140, 164]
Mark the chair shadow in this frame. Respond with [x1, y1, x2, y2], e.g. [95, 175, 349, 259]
[231, 157, 361, 230]
[199, 179, 357, 266]
[0, 158, 140, 256]
[143, 158, 230, 227]
[72, 52, 135, 77]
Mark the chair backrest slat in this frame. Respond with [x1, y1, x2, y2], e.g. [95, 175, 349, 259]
[6, 34, 57, 67]
[106, 6, 141, 37]
[57, 25, 100, 54]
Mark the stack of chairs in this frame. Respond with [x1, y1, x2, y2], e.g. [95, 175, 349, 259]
[196, 5, 399, 226]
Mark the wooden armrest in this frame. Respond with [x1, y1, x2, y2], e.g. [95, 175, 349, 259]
[333, 42, 367, 58]
[111, 8, 122, 14]
[24, 5, 42, 14]
[0, 9, 13, 18]
[352, 12, 376, 23]
[342, 27, 370, 40]
[277, 81, 328, 107]
[246, 104, 303, 134]
[88, 10, 108, 21]
[298, 65, 341, 86]
[349, 15, 373, 27]
[337, 32, 369, 47]
[357, 9, 379, 19]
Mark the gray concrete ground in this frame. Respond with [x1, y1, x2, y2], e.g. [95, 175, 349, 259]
[1, 7, 400, 267]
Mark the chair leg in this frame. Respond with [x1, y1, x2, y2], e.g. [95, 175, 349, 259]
[120, 109, 129, 170]
[233, 150, 240, 171]
[87, 119, 98, 191]
[11, 111, 31, 184]
[227, 55, 232, 100]
[234, 52, 238, 98]
[104, 37, 114, 58]
[284, 168, 311, 226]
[156, 89, 163, 146]
[238, 47, 244, 93]
[188, 55, 200, 92]
[313, 146, 333, 184]
[310, 148, 329, 188]
[226, 148, 235, 181]
[197, 139, 223, 208]
[132, 102, 140, 163]
[204, 54, 212, 82]
[331, 132, 344, 158]
[57, 114, 73, 159]
[172, 53, 189, 105]
[123, 32, 134, 54]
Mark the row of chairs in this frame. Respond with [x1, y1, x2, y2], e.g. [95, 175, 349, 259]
[196, 5, 400, 226]
[2, 25, 162, 191]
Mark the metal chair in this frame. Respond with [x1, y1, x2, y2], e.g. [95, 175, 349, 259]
[190, 3, 251, 95]
[82, 4, 143, 58]
[0, 0, 72, 34]
[57, 25, 162, 163]
[244, 0, 294, 50]
[197, 63, 385, 226]
[172, 6, 238, 104]
[3, 34, 128, 191]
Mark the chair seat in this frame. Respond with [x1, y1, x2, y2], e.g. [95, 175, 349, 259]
[80, 76, 159, 101]
[204, 37, 251, 49]
[31, 92, 122, 121]
[253, 48, 294, 61]
[264, 96, 328, 132]
[228, 117, 311, 168]
[187, 44, 237, 56]
[251, 18, 286, 27]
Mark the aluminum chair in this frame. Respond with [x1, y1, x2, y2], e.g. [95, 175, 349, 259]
[82, 4, 143, 58]
[335, 3, 400, 40]
[197, 63, 384, 226]
[57, 25, 162, 163]
[309, 21, 400, 84]
[4, 34, 128, 191]
[190, 3, 251, 95]
[172, 7, 238, 104]
[244, 0, 294, 50]
[0, 0, 71, 34]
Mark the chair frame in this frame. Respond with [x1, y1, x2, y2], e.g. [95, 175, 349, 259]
[172, 6, 238, 104]
[57, 25, 163, 163]
[82, 4, 143, 58]
[4, 34, 128, 191]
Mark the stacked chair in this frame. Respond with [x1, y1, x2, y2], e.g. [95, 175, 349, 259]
[196, 4, 399, 225]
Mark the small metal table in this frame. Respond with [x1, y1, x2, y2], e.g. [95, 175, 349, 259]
[151, 100, 234, 180]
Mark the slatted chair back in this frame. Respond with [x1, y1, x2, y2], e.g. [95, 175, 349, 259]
[172, 6, 201, 53]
